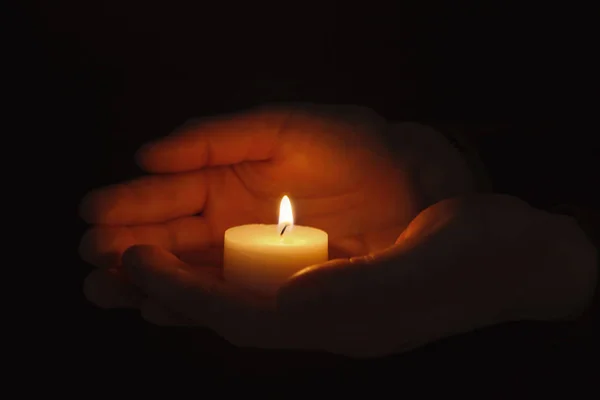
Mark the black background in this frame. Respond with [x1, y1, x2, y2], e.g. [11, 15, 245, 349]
[18, 1, 597, 387]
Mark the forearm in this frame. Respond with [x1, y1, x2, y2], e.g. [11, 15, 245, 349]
[432, 124, 599, 327]
[390, 121, 598, 331]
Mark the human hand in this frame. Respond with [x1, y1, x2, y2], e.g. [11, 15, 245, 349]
[80, 104, 475, 308]
[79, 104, 596, 357]
[112, 194, 596, 358]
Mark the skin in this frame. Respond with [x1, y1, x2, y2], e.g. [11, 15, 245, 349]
[79, 104, 597, 358]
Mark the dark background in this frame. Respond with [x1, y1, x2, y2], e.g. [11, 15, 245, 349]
[20, 1, 597, 386]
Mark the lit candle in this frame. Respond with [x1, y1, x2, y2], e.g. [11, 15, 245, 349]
[223, 195, 328, 296]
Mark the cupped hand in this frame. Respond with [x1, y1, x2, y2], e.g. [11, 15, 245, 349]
[80, 104, 474, 308]
[113, 194, 596, 358]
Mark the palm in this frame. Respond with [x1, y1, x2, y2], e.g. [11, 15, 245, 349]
[198, 108, 417, 258]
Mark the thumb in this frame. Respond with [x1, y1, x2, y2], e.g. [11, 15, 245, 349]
[277, 257, 372, 313]
[122, 245, 216, 320]
[278, 244, 404, 312]
[122, 245, 269, 325]
[276, 254, 405, 357]
[122, 245, 190, 293]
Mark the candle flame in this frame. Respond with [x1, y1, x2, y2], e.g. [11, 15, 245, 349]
[278, 195, 294, 233]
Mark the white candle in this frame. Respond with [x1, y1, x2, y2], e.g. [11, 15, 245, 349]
[223, 195, 328, 296]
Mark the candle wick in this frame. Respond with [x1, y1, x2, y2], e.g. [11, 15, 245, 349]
[280, 224, 289, 236]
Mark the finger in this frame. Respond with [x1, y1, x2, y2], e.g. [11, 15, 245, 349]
[79, 171, 208, 225]
[278, 252, 398, 316]
[277, 258, 354, 311]
[277, 255, 409, 357]
[83, 268, 144, 309]
[79, 216, 214, 268]
[140, 299, 190, 326]
[122, 245, 269, 326]
[135, 107, 290, 173]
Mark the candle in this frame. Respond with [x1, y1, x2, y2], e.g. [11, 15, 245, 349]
[223, 195, 328, 296]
